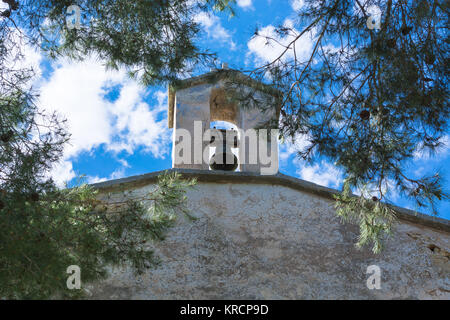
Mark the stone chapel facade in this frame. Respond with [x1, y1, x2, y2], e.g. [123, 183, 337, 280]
[90, 68, 450, 299]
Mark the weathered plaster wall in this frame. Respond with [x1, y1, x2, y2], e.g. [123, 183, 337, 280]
[89, 181, 449, 300]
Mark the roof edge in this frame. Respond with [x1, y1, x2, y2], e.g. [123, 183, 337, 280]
[90, 168, 450, 234]
[168, 69, 282, 128]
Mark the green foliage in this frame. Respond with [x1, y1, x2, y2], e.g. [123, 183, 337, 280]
[11, 0, 235, 85]
[206, 0, 236, 15]
[0, 52, 197, 298]
[0, 171, 196, 299]
[250, 0, 449, 251]
[334, 181, 396, 253]
[1, 0, 215, 298]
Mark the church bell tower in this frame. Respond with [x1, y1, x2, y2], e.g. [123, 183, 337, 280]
[168, 65, 281, 175]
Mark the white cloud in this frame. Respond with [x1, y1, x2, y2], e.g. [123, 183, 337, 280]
[247, 18, 315, 65]
[237, 0, 253, 9]
[86, 166, 126, 185]
[118, 159, 130, 168]
[279, 133, 310, 162]
[86, 176, 108, 184]
[291, 0, 304, 11]
[278, 134, 342, 189]
[107, 82, 170, 156]
[194, 12, 237, 50]
[38, 58, 117, 158]
[110, 167, 126, 180]
[51, 160, 76, 187]
[297, 161, 343, 189]
[413, 135, 450, 161]
[37, 56, 170, 185]
[353, 178, 400, 201]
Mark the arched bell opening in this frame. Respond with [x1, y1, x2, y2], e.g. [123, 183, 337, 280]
[209, 121, 240, 172]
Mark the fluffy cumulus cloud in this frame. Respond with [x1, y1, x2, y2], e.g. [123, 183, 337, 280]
[279, 135, 343, 189]
[38, 58, 117, 158]
[413, 135, 450, 161]
[194, 12, 237, 50]
[279, 134, 310, 162]
[246, 18, 315, 65]
[37, 57, 170, 186]
[237, 0, 253, 9]
[50, 160, 76, 187]
[87, 167, 127, 185]
[290, 0, 304, 11]
[297, 161, 343, 189]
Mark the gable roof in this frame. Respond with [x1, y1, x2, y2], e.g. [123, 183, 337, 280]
[168, 69, 282, 128]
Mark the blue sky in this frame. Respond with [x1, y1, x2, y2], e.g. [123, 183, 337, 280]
[18, 0, 449, 219]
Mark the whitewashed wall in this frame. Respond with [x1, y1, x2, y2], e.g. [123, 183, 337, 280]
[89, 181, 450, 300]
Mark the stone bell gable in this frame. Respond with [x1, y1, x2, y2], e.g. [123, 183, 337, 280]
[168, 66, 281, 173]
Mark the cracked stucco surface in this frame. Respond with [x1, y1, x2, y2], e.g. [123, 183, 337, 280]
[89, 182, 449, 300]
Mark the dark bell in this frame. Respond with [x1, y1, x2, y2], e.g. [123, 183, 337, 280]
[209, 129, 239, 171]
[209, 129, 238, 147]
[210, 151, 238, 171]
